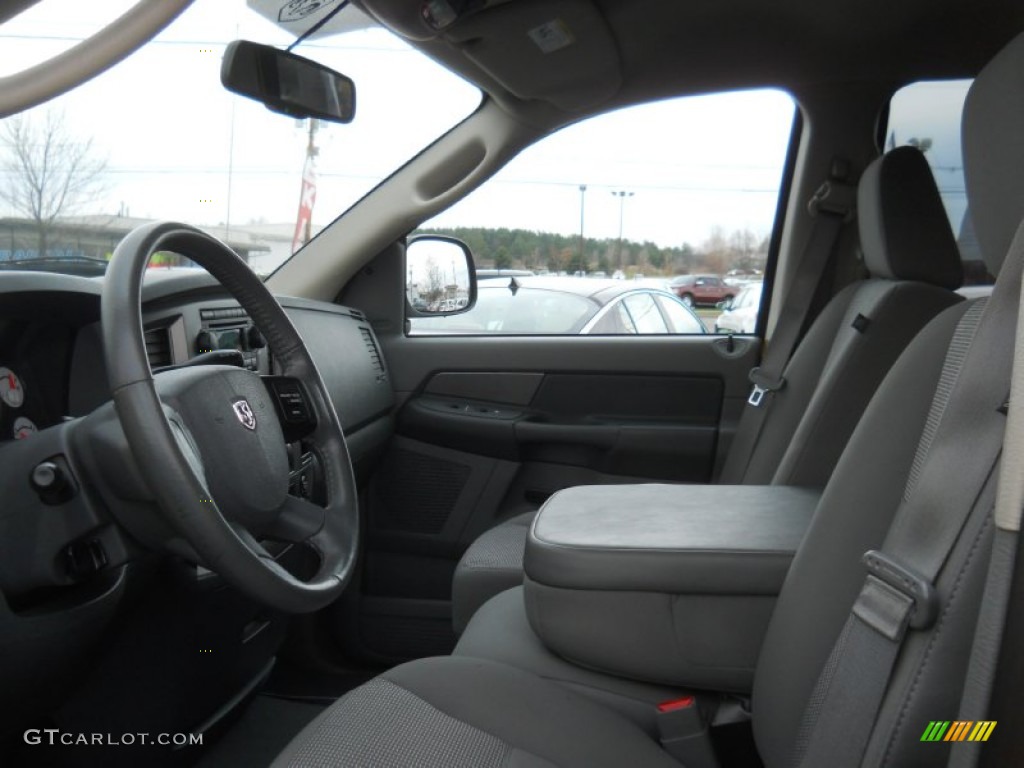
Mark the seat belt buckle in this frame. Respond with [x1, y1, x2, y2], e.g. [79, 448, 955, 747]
[862, 550, 939, 630]
[655, 695, 720, 768]
[747, 367, 784, 407]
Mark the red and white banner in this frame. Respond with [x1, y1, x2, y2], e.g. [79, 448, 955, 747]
[292, 155, 317, 254]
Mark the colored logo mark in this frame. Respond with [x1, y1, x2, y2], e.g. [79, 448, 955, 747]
[920, 721, 996, 742]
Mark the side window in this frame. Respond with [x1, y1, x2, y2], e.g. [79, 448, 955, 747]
[623, 293, 668, 334]
[589, 302, 636, 334]
[887, 79, 991, 288]
[657, 296, 705, 334]
[409, 88, 795, 335]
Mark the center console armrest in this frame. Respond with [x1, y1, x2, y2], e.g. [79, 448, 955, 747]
[523, 484, 819, 692]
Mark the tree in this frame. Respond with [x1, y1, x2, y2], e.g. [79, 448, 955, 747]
[728, 227, 761, 271]
[0, 110, 108, 257]
[699, 226, 731, 274]
[565, 247, 586, 274]
[645, 241, 666, 271]
[425, 256, 446, 304]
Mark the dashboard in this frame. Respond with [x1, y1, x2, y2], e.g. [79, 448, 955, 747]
[0, 270, 395, 462]
[0, 268, 397, 740]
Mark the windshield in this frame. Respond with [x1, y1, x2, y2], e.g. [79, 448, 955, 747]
[0, 0, 481, 277]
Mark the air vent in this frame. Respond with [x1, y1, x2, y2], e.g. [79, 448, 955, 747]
[144, 327, 172, 368]
[359, 327, 387, 382]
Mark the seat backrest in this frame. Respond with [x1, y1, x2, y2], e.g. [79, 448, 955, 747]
[752, 31, 1024, 768]
[728, 146, 964, 488]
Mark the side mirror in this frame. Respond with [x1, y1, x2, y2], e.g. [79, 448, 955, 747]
[406, 236, 477, 317]
[221, 41, 355, 123]
[717, 297, 734, 310]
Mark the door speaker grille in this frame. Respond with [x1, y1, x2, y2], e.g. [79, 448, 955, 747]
[373, 449, 469, 534]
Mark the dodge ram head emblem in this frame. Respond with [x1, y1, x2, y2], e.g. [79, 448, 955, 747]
[232, 399, 257, 431]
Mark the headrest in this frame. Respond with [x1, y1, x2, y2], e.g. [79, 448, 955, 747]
[858, 146, 963, 289]
[964, 31, 1024, 278]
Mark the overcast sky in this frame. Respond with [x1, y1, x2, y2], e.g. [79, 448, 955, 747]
[0, 1, 967, 267]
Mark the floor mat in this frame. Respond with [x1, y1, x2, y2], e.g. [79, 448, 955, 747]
[194, 695, 325, 768]
[263, 664, 381, 702]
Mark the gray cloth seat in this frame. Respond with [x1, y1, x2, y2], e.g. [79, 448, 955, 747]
[274, 28, 1024, 768]
[451, 145, 964, 633]
[270, 656, 680, 768]
[452, 510, 533, 631]
[455, 585, 693, 738]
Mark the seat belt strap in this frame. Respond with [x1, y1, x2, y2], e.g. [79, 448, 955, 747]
[720, 170, 855, 483]
[952, 239, 1024, 768]
[793, 220, 1024, 768]
[972, 528, 1024, 768]
[951, 528, 1019, 768]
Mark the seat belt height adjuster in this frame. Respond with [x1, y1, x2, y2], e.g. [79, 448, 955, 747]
[862, 549, 939, 630]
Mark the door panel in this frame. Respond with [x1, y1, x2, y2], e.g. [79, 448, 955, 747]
[335, 333, 759, 663]
[399, 371, 722, 480]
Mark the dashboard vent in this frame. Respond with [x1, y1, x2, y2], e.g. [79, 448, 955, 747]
[359, 327, 386, 381]
[144, 327, 172, 368]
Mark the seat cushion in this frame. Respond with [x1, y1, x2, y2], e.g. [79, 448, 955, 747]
[456, 587, 692, 738]
[271, 656, 680, 768]
[451, 511, 533, 633]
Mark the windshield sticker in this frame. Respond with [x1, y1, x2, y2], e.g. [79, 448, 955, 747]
[527, 19, 575, 54]
[278, 0, 340, 23]
[249, 0, 375, 38]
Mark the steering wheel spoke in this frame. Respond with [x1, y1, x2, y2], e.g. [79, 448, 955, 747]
[229, 523, 276, 561]
[263, 375, 318, 442]
[266, 494, 327, 543]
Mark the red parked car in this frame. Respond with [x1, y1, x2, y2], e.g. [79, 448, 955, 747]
[669, 274, 736, 306]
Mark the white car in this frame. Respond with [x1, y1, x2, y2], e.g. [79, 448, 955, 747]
[714, 282, 763, 334]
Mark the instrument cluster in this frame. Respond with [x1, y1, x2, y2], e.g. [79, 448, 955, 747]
[0, 320, 73, 442]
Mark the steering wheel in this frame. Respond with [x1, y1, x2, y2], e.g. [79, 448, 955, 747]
[101, 221, 358, 612]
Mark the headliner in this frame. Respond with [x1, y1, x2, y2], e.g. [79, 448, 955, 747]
[360, 0, 1024, 126]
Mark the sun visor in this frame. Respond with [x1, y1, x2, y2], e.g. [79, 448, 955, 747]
[246, 0, 378, 39]
[358, 0, 520, 41]
[445, 0, 622, 111]
[362, 0, 622, 111]
[0, 0, 40, 25]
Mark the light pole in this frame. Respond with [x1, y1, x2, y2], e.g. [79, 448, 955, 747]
[611, 190, 634, 269]
[578, 185, 587, 266]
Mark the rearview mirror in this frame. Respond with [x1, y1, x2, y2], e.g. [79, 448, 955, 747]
[221, 40, 355, 123]
[406, 236, 477, 317]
